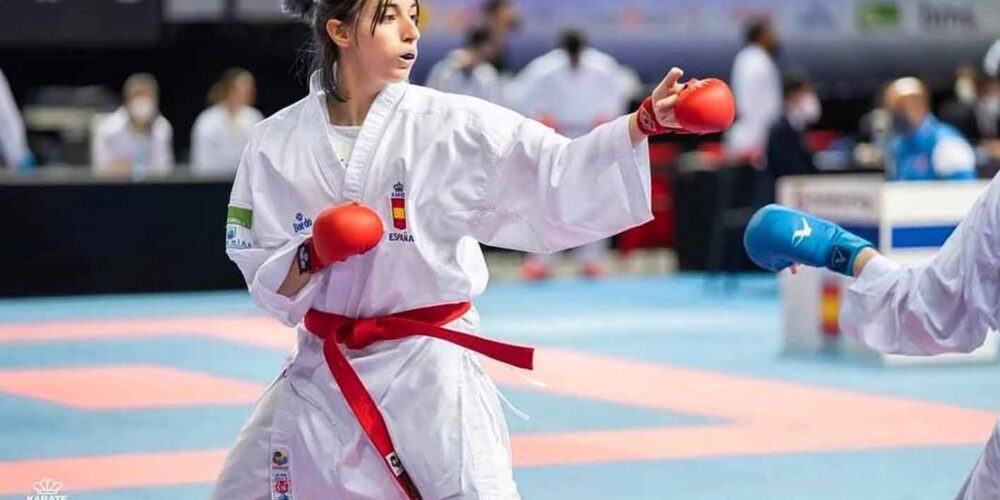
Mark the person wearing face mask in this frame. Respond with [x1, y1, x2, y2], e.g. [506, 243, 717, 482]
[191, 69, 264, 176]
[91, 73, 174, 179]
[725, 18, 783, 160]
[940, 63, 983, 141]
[764, 71, 819, 188]
[975, 77, 999, 140]
[882, 77, 976, 181]
[975, 77, 1000, 175]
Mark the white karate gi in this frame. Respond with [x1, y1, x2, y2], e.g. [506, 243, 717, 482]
[213, 71, 652, 500]
[841, 173, 1000, 500]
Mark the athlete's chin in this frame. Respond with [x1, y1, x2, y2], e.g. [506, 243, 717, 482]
[386, 66, 414, 83]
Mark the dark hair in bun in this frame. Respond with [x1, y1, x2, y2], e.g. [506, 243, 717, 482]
[283, 0, 421, 102]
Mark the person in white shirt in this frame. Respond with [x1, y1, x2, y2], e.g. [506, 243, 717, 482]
[210, 0, 706, 497]
[424, 26, 502, 104]
[725, 18, 782, 159]
[191, 68, 264, 176]
[508, 28, 641, 279]
[0, 67, 33, 170]
[91, 73, 174, 179]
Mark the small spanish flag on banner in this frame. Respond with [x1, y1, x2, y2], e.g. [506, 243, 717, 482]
[391, 182, 406, 230]
[820, 278, 841, 337]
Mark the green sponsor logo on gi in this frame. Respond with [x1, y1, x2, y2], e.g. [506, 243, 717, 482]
[227, 205, 252, 229]
[857, 1, 901, 31]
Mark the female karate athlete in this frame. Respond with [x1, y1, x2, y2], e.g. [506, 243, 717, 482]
[213, 0, 735, 498]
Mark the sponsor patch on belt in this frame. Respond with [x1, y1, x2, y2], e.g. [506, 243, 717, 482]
[386, 451, 405, 476]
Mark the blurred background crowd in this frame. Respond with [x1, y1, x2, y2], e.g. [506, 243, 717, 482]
[0, 0, 997, 294]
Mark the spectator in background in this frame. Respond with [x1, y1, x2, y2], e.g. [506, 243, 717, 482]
[977, 76, 1000, 174]
[0, 67, 34, 170]
[191, 68, 263, 176]
[92, 73, 173, 179]
[975, 76, 999, 141]
[480, 0, 520, 74]
[510, 28, 641, 279]
[424, 27, 502, 103]
[763, 71, 820, 202]
[725, 18, 782, 161]
[940, 62, 983, 141]
[883, 76, 976, 181]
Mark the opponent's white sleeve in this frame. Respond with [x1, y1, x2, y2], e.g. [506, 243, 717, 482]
[466, 113, 652, 253]
[225, 137, 323, 327]
[839, 174, 1000, 355]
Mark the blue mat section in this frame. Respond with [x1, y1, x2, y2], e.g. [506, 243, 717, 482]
[515, 446, 981, 500]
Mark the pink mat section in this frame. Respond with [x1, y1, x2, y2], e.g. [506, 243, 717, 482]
[0, 365, 265, 409]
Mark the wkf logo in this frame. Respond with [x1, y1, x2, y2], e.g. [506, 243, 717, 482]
[27, 478, 68, 500]
[391, 182, 407, 230]
[272, 450, 289, 468]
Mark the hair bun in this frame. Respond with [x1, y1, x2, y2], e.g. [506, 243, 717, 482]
[280, 0, 316, 21]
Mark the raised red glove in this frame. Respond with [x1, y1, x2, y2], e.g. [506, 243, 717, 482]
[674, 78, 735, 134]
[298, 203, 384, 273]
[636, 78, 736, 136]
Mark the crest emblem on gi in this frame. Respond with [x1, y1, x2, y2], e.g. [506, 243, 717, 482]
[391, 182, 407, 230]
[389, 182, 416, 242]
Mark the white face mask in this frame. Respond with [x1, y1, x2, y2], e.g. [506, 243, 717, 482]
[128, 97, 157, 124]
[955, 78, 977, 104]
[789, 93, 821, 128]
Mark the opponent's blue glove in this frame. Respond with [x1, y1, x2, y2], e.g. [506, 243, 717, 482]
[743, 204, 873, 276]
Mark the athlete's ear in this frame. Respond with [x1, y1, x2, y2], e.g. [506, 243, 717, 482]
[327, 18, 352, 49]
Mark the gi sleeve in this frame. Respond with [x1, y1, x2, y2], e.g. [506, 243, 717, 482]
[225, 135, 323, 327]
[839, 175, 1000, 355]
[464, 112, 652, 254]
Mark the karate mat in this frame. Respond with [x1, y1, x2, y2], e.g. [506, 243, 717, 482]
[0, 275, 997, 499]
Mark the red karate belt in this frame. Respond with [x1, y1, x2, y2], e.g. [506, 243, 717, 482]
[304, 302, 534, 499]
